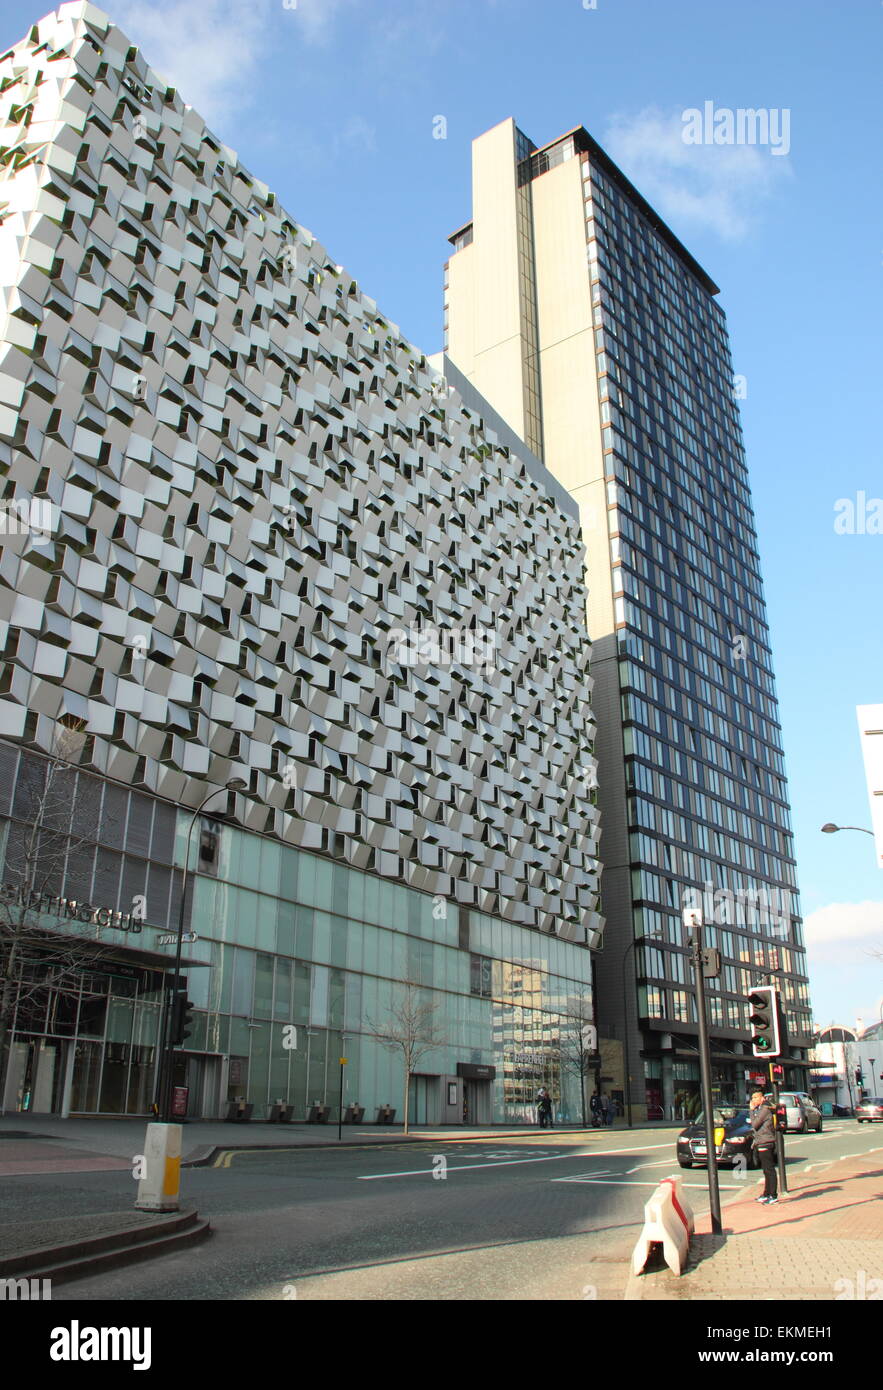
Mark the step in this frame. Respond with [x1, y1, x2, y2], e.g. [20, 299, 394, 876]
[0, 1209, 212, 1285]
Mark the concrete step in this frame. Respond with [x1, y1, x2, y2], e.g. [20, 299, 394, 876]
[0, 1208, 212, 1285]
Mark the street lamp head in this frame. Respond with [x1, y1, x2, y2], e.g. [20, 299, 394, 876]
[225, 778, 247, 792]
[820, 823, 840, 834]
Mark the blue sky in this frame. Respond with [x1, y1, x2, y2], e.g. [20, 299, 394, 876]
[4, 0, 882, 1029]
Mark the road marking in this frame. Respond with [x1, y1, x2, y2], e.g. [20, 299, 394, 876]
[552, 1176, 742, 1189]
[358, 1141, 675, 1180]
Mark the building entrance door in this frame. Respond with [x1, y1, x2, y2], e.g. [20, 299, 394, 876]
[170, 1052, 214, 1117]
[408, 1074, 439, 1126]
[4, 1038, 66, 1113]
[462, 1079, 491, 1125]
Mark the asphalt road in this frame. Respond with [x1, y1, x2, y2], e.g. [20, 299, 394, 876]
[32, 1119, 883, 1301]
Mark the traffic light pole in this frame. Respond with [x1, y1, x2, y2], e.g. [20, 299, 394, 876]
[769, 1062, 788, 1194]
[688, 923, 722, 1235]
[158, 785, 230, 1122]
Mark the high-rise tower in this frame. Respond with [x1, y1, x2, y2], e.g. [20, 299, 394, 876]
[444, 119, 812, 1117]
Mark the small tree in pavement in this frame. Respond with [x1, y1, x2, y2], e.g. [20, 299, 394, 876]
[370, 980, 447, 1135]
[556, 987, 599, 1128]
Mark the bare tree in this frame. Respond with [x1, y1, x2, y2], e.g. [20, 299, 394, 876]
[556, 987, 599, 1128]
[369, 979, 448, 1135]
[0, 728, 108, 1111]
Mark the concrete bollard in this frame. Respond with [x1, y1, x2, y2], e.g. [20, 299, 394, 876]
[135, 1122, 182, 1212]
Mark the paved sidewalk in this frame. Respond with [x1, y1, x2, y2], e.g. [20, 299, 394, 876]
[629, 1151, 883, 1300]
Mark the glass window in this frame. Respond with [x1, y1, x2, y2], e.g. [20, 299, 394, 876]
[231, 948, 254, 1016]
[276, 901, 295, 956]
[329, 914, 347, 968]
[255, 894, 276, 952]
[361, 925, 378, 976]
[292, 961, 310, 1025]
[312, 911, 331, 964]
[273, 958, 292, 1022]
[254, 953, 274, 1017]
[295, 905, 314, 959]
[260, 838, 282, 896]
[280, 846, 298, 902]
[310, 964, 329, 1027]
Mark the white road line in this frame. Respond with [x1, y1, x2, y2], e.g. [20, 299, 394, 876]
[358, 1141, 675, 1180]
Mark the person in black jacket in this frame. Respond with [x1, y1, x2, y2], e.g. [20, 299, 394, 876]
[749, 1090, 778, 1203]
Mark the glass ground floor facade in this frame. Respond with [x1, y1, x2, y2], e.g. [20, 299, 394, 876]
[0, 781, 598, 1126]
[641, 1045, 813, 1123]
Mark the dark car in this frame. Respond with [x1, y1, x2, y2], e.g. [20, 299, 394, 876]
[856, 1097, 883, 1123]
[677, 1106, 759, 1169]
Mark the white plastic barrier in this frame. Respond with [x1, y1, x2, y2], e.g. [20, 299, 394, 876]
[631, 1175, 695, 1276]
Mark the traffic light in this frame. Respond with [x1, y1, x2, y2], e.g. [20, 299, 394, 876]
[747, 985, 782, 1058]
[169, 990, 194, 1047]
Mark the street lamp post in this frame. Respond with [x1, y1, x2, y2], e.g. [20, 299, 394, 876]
[157, 778, 245, 1122]
[820, 824, 874, 837]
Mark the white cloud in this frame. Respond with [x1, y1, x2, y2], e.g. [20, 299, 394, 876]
[602, 106, 792, 242]
[803, 899, 883, 964]
[112, 0, 272, 127]
[335, 114, 376, 155]
[279, 0, 356, 46]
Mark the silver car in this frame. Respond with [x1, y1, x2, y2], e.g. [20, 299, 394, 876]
[856, 1096, 883, 1123]
[769, 1091, 823, 1133]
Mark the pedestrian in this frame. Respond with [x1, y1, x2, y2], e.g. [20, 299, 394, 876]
[536, 1086, 548, 1129]
[543, 1090, 554, 1130]
[606, 1094, 616, 1126]
[600, 1092, 609, 1126]
[590, 1090, 601, 1126]
[749, 1089, 779, 1204]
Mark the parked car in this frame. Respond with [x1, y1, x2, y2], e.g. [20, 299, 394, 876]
[765, 1091, 823, 1133]
[677, 1107, 759, 1169]
[856, 1097, 883, 1123]
[832, 1103, 853, 1118]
